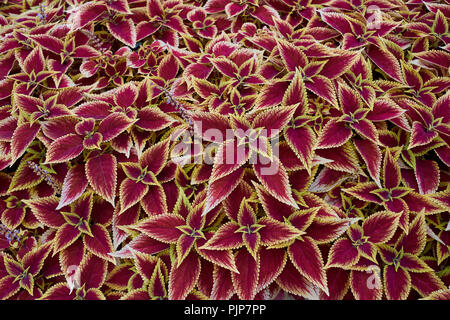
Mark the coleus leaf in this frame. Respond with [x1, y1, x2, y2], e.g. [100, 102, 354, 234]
[86, 153, 117, 207]
[98, 113, 135, 142]
[196, 234, 239, 273]
[70, 3, 107, 31]
[350, 268, 382, 300]
[11, 123, 41, 163]
[325, 238, 360, 269]
[288, 236, 329, 296]
[363, 211, 398, 242]
[168, 250, 200, 300]
[383, 265, 411, 300]
[284, 125, 316, 174]
[231, 249, 259, 300]
[354, 139, 382, 187]
[23, 196, 65, 228]
[45, 134, 83, 164]
[276, 259, 315, 298]
[316, 119, 352, 149]
[57, 164, 88, 210]
[133, 214, 184, 243]
[106, 18, 137, 48]
[120, 178, 149, 214]
[83, 224, 114, 263]
[136, 107, 174, 131]
[367, 44, 403, 82]
[415, 159, 439, 195]
[253, 156, 299, 210]
[203, 167, 244, 216]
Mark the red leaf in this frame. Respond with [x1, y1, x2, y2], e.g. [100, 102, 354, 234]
[258, 217, 302, 246]
[285, 126, 316, 173]
[199, 222, 243, 250]
[128, 234, 169, 256]
[107, 0, 131, 14]
[343, 182, 383, 204]
[253, 156, 298, 209]
[383, 148, 401, 189]
[86, 153, 117, 206]
[168, 251, 200, 300]
[40, 283, 74, 300]
[0, 116, 17, 141]
[45, 134, 83, 163]
[367, 44, 403, 82]
[383, 265, 411, 300]
[351, 119, 378, 143]
[396, 214, 426, 256]
[211, 58, 239, 78]
[367, 98, 405, 121]
[309, 167, 349, 193]
[53, 223, 82, 253]
[74, 102, 110, 120]
[196, 234, 239, 273]
[139, 139, 170, 176]
[132, 251, 158, 281]
[282, 70, 308, 111]
[277, 39, 308, 72]
[257, 247, 286, 292]
[410, 272, 446, 297]
[210, 139, 249, 182]
[211, 266, 235, 300]
[57, 165, 88, 210]
[158, 54, 179, 81]
[79, 253, 107, 289]
[231, 249, 259, 300]
[255, 80, 290, 111]
[288, 236, 328, 295]
[11, 122, 40, 162]
[141, 184, 167, 216]
[305, 75, 338, 106]
[415, 159, 439, 195]
[23, 46, 44, 75]
[22, 242, 52, 276]
[29, 35, 64, 55]
[350, 269, 382, 300]
[276, 259, 314, 297]
[24, 196, 65, 228]
[326, 238, 359, 268]
[320, 51, 359, 79]
[0, 275, 21, 300]
[8, 158, 43, 192]
[307, 218, 350, 243]
[114, 83, 138, 108]
[98, 112, 135, 142]
[363, 211, 400, 244]
[354, 139, 382, 187]
[203, 167, 244, 216]
[252, 105, 297, 138]
[322, 268, 350, 300]
[106, 18, 136, 48]
[316, 143, 360, 174]
[134, 214, 184, 243]
[400, 254, 432, 273]
[415, 50, 450, 69]
[71, 3, 107, 30]
[317, 119, 352, 149]
[83, 224, 114, 263]
[319, 11, 354, 34]
[136, 107, 173, 131]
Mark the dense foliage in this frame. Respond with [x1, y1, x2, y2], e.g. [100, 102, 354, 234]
[0, 0, 449, 300]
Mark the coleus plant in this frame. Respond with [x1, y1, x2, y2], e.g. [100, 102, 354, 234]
[0, 0, 449, 301]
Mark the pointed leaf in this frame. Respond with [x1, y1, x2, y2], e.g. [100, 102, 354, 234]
[86, 153, 117, 206]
